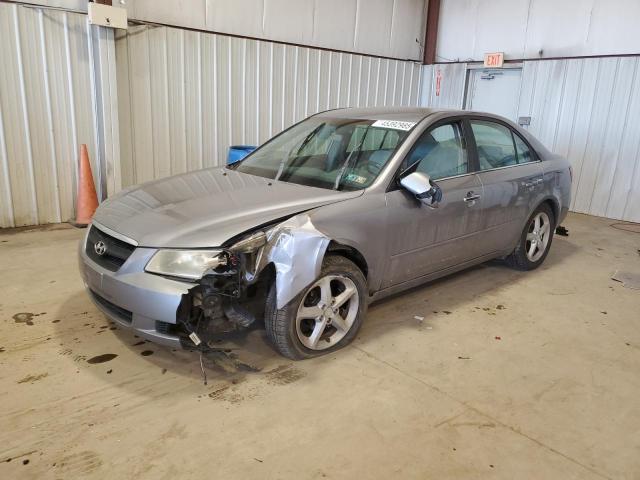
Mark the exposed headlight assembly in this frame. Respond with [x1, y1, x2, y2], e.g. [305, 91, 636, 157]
[229, 230, 267, 253]
[145, 249, 227, 280]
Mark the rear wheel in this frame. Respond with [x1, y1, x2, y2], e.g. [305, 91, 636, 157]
[506, 203, 554, 270]
[265, 255, 367, 360]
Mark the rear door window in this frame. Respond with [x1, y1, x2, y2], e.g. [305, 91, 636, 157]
[471, 121, 517, 170]
[513, 133, 535, 164]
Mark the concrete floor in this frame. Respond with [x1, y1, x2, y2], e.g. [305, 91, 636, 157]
[0, 213, 638, 479]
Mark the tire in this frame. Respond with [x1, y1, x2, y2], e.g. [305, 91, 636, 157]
[506, 203, 555, 271]
[264, 255, 368, 360]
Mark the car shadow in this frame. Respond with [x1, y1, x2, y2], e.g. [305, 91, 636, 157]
[53, 236, 578, 393]
[361, 235, 579, 338]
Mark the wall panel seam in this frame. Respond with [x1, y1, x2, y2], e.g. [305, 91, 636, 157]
[13, 4, 39, 223]
[606, 58, 639, 215]
[38, 8, 62, 222]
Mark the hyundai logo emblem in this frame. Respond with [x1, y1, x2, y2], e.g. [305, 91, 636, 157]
[94, 240, 107, 256]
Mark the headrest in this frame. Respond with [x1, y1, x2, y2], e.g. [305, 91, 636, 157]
[368, 150, 393, 174]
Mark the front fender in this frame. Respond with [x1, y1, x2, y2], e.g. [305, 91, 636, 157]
[253, 214, 330, 309]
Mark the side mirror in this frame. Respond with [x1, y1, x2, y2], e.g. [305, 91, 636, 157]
[400, 171, 442, 208]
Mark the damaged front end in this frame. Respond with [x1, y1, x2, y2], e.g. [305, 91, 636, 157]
[174, 245, 272, 349]
[174, 214, 329, 349]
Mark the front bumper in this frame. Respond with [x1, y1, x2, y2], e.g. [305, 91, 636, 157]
[78, 231, 192, 348]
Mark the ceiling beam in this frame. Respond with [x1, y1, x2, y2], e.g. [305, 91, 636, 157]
[423, 0, 441, 65]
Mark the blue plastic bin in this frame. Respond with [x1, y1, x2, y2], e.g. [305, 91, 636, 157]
[227, 145, 256, 164]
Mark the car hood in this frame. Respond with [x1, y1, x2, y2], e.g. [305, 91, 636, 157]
[93, 168, 362, 248]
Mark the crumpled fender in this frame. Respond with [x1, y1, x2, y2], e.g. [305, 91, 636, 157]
[252, 214, 330, 309]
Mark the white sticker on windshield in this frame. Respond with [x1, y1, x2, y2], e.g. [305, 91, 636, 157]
[371, 119, 416, 131]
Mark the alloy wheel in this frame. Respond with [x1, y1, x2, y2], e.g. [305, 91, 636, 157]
[525, 211, 551, 262]
[295, 275, 359, 350]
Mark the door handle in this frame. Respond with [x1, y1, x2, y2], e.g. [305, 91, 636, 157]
[464, 192, 481, 202]
[523, 178, 543, 188]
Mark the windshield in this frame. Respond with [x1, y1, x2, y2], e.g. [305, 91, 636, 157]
[232, 117, 414, 190]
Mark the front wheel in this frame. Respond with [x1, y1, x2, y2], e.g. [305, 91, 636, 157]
[264, 255, 367, 360]
[506, 204, 555, 270]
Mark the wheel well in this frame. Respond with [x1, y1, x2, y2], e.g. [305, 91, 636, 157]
[326, 241, 368, 278]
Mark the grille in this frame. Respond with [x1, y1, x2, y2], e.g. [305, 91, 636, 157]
[156, 321, 187, 339]
[90, 290, 133, 323]
[155, 321, 171, 334]
[85, 226, 136, 271]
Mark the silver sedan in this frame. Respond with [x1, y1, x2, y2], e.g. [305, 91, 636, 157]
[79, 107, 572, 359]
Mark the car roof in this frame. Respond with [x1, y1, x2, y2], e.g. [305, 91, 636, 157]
[314, 107, 443, 123]
[314, 106, 470, 123]
[313, 106, 552, 159]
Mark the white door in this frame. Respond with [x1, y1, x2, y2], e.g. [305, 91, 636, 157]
[465, 68, 522, 122]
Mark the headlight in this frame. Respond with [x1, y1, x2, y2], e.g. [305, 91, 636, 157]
[145, 249, 227, 280]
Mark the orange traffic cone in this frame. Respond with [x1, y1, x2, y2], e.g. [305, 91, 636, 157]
[74, 144, 99, 227]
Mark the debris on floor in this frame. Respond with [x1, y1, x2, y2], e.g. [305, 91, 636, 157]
[199, 351, 208, 385]
[17, 373, 48, 384]
[611, 270, 640, 290]
[555, 225, 569, 236]
[414, 315, 425, 322]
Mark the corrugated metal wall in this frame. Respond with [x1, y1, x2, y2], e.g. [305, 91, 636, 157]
[116, 24, 424, 187]
[126, 0, 427, 61]
[518, 58, 640, 222]
[419, 63, 467, 109]
[421, 59, 640, 223]
[7, 0, 427, 61]
[437, 0, 640, 62]
[0, 2, 102, 228]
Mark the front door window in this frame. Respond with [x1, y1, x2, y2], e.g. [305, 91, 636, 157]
[402, 123, 468, 180]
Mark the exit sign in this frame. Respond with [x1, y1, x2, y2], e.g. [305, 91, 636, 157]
[484, 52, 504, 68]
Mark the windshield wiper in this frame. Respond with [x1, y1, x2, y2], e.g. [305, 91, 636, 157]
[274, 123, 325, 181]
[297, 123, 325, 156]
[333, 126, 370, 190]
[274, 144, 297, 181]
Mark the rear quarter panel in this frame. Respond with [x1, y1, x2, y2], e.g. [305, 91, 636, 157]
[510, 122, 572, 227]
[540, 153, 572, 225]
